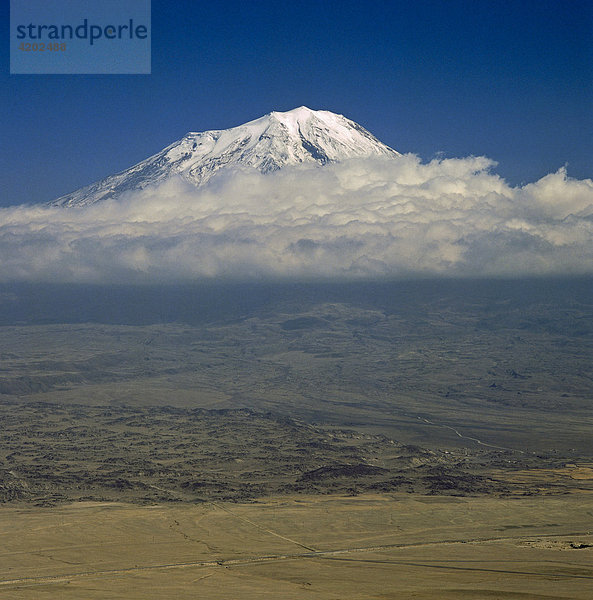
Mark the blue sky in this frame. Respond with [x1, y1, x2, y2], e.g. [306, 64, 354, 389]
[1, 0, 592, 207]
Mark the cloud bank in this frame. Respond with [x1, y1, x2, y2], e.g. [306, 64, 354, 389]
[1, 155, 592, 283]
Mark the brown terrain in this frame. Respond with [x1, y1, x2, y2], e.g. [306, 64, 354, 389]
[0, 280, 591, 598]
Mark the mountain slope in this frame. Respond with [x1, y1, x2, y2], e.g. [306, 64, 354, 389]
[51, 107, 401, 207]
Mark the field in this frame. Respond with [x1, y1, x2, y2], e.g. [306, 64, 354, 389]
[0, 278, 591, 597]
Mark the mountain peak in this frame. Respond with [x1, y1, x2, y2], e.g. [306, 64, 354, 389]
[269, 105, 320, 125]
[51, 108, 401, 207]
[270, 105, 315, 117]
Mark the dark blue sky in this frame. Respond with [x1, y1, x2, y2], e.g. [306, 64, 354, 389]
[2, 0, 592, 206]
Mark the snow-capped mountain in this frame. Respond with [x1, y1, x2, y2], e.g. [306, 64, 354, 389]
[51, 106, 401, 207]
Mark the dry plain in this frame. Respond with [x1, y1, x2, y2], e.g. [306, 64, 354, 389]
[0, 279, 592, 598]
[1, 494, 593, 599]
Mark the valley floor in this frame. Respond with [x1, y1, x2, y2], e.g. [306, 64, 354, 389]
[1, 494, 592, 599]
[1, 280, 591, 598]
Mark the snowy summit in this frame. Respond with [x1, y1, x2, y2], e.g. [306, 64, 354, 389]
[51, 107, 401, 207]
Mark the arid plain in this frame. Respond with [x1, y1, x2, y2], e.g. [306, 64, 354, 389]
[1, 279, 592, 598]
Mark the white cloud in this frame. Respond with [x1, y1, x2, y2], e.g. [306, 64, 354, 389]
[1, 155, 592, 283]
